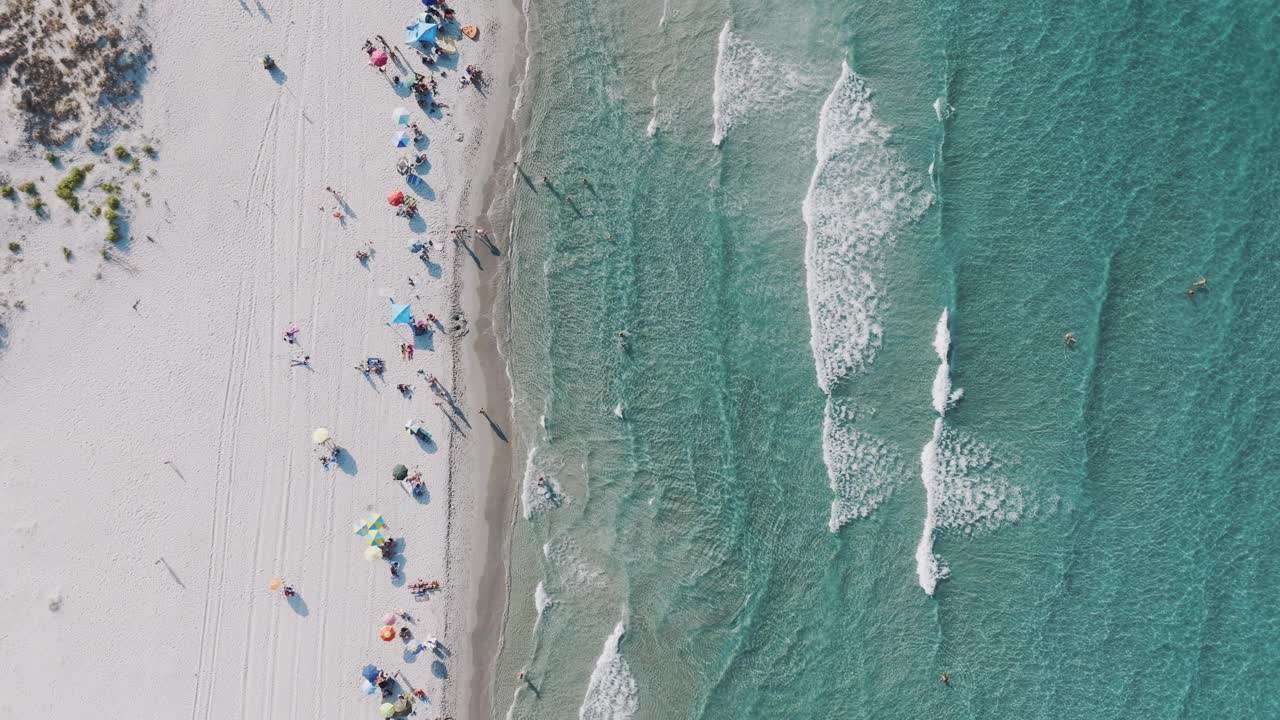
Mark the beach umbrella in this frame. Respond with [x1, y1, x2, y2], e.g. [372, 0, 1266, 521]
[393, 107, 410, 124]
[379, 625, 396, 642]
[364, 546, 382, 562]
[403, 21, 438, 46]
[367, 513, 386, 529]
[361, 664, 380, 682]
[389, 303, 413, 325]
[379, 702, 396, 718]
[371, 49, 389, 67]
[392, 464, 409, 481]
[387, 189, 405, 206]
[367, 530, 387, 546]
[382, 612, 398, 626]
[312, 427, 331, 445]
[393, 130, 410, 148]
[269, 576, 282, 591]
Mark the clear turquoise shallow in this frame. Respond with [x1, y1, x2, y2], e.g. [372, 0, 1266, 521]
[496, 0, 1280, 718]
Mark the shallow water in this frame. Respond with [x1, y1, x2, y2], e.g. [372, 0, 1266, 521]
[496, 0, 1280, 716]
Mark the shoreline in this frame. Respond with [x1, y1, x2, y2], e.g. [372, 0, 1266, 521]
[446, 0, 530, 716]
[458, 0, 532, 714]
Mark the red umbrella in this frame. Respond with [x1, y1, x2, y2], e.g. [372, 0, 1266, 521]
[371, 49, 389, 67]
[387, 190, 405, 206]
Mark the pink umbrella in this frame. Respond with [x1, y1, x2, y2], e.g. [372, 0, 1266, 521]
[371, 49, 389, 67]
[382, 613, 397, 626]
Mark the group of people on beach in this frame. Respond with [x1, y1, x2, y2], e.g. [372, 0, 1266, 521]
[264, 4, 500, 717]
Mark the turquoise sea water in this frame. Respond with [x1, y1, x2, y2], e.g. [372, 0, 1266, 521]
[496, 0, 1280, 717]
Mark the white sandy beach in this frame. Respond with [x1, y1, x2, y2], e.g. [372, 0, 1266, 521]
[0, 0, 521, 717]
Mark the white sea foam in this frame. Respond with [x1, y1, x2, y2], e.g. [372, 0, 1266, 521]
[931, 308, 954, 415]
[711, 21, 806, 146]
[521, 446, 565, 518]
[915, 418, 946, 594]
[824, 398, 900, 532]
[533, 581, 552, 633]
[579, 622, 639, 720]
[932, 97, 954, 122]
[802, 61, 933, 393]
[915, 420, 1031, 594]
[646, 89, 659, 138]
[535, 581, 551, 615]
[613, 402, 624, 418]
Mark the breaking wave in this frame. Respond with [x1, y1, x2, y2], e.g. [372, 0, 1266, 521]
[803, 61, 933, 393]
[711, 21, 806, 146]
[915, 420, 1031, 595]
[824, 398, 900, 531]
[579, 622, 639, 720]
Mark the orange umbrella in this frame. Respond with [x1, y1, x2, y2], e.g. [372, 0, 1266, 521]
[387, 190, 405, 206]
[379, 625, 396, 642]
[269, 577, 283, 591]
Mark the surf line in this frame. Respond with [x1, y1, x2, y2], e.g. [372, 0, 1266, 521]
[915, 308, 960, 595]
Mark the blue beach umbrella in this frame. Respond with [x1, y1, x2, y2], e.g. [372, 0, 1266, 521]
[389, 303, 413, 325]
[361, 664, 380, 682]
[404, 22, 438, 46]
[392, 107, 410, 125]
[393, 130, 410, 148]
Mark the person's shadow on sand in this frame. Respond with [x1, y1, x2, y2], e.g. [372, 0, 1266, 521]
[336, 449, 359, 475]
[287, 593, 309, 617]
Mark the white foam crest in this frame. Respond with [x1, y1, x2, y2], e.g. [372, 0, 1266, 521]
[915, 420, 1032, 594]
[824, 398, 899, 532]
[931, 308, 953, 415]
[933, 425, 1027, 532]
[646, 89, 659, 138]
[535, 581, 551, 615]
[932, 97, 954, 122]
[711, 21, 806, 146]
[579, 622, 639, 720]
[803, 61, 933, 393]
[915, 418, 946, 594]
[521, 446, 565, 518]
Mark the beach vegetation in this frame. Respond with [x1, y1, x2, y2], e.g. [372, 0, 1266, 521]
[100, 246, 110, 260]
[129, 157, 141, 173]
[105, 194, 120, 210]
[112, 144, 130, 161]
[62, 246, 72, 260]
[0, 184, 13, 198]
[18, 181, 37, 195]
[8, 242, 20, 253]
[54, 164, 94, 211]
[98, 181, 121, 194]
[141, 144, 156, 157]
[89, 205, 102, 218]
[28, 198, 47, 216]
[45, 151, 58, 164]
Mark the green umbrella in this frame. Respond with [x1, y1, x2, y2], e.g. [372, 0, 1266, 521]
[392, 464, 409, 482]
